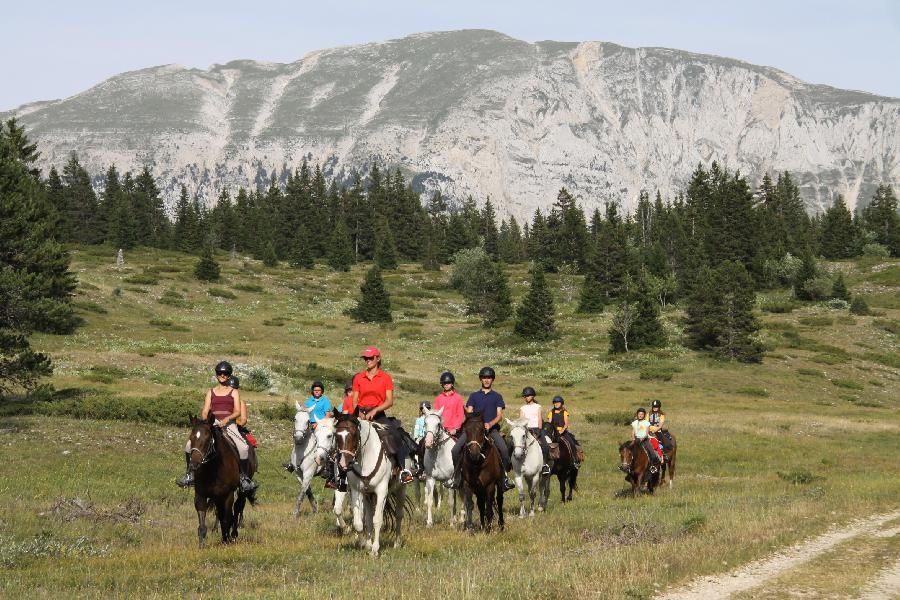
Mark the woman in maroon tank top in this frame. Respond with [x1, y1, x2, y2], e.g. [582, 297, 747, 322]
[176, 361, 258, 493]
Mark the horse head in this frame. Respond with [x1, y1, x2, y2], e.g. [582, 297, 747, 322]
[462, 411, 486, 462]
[334, 414, 362, 471]
[423, 407, 445, 449]
[505, 417, 529, 459]
[293, 401, 312, 443]
[313, 417, 336, 466]
[618, 440, 634, 473]
[188, 414, 217, 469]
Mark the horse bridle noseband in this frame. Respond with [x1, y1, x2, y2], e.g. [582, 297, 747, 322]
[424, 417, 451, 451]
[190, 427, 217, 466]
[511, 426, 536, 453]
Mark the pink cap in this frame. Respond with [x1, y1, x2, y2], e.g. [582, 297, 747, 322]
[361, 346, 381, 358]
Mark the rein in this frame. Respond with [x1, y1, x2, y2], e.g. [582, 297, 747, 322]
[340, 421, 386, 487]
[512, 427, 537, 453]
[189, 426, 217, 466]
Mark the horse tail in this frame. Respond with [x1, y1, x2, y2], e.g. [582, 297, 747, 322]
[382, 491, 414, 535]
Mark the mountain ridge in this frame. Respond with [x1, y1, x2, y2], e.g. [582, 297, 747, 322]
[4, 29, 898, 219]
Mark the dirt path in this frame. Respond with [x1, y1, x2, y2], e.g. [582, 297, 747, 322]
[660, 509, 900, 600]
[856, 559, 900, 600]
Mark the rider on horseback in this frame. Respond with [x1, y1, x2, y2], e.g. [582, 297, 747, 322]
[351, 347, 418, 485]
[433, 371, 465, 437]
[283, 381, 332, 474]
[177, 361, 258, 493]
[631, 407, 661, 473]
[228, 376, 257, 449]
[547, 396, 582, 468]
[648, 399, 672, 453]
[445, 367, 516, 492]
[519, 387, 551, 475]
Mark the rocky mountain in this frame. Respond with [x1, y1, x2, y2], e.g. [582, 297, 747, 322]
[4, 29, 899, 219]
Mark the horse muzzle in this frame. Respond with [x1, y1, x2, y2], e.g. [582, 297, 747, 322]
[424, 432, 435, 449]
[619, 463, 630, 473]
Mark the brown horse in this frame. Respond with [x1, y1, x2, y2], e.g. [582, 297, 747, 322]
[541, 423, 579, 503]
[658, 432, 677, 487]
[187, 414, 255, 546]
[461, 412, 504, 532]
[618, 439, 660, 497]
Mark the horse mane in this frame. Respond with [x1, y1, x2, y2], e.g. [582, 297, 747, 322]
[619, 440, 635, 451]
[464, 411, 484, 423]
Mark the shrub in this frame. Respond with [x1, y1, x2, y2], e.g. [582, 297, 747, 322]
[849, 296, 870, 315]
[825, 299, 849, 310]
[735, 386, 769, 397]
[681, 514, 707, 533]
[83, 366, 130, 384]
[639, 366, 675, 381]
[232, 283, 265, 293]
[194, 248, 220, 281]
[259, 401, 294, 421]
[761, 299, 798, 313]
[584, 411, 633, 426]
[831, 378, 864, 390]
[148, 318, 190, 332]
[777, 468, 820, 485]
[862, 242, 890, 258]
[123, 273, 159, 285]
[72, 301, 108, 314]
[242, 367, 272, 392]
[796, 368, 825, 378]
[207, 287, 236, 300]
[762, 253, 802, 287]
[800, 275, 833, 301]
[873, 319, 899, 335]
[798, 316, 833, 327]
[158, 289, 191, 309]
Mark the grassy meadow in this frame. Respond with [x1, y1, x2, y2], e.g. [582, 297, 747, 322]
[1, 246, 898, 599]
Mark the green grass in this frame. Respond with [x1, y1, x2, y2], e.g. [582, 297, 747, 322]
[1, 247, 897, 599]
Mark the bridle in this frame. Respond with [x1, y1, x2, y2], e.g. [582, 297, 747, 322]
[464, 425, 487, 462]
[336, 419, 384, 485]
[619, 441, 635, 473]
[511, 425, 536, 455]
[189, 425, 217, 466]
[423, 416, 451, 452]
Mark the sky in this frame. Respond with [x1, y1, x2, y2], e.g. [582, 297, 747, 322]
[4, 0, 900, 111]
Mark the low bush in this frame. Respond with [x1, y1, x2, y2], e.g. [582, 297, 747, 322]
[735, 386, 769, 397]
[232, 283, 265, 293]
[124, 286, 148, 294]
[123, 273, 160, 285]
[0, 389, 197, 427]
[72, 301, 108, 314]
[798, 316, 833, 327]
[158, 289, 191, 309]
[824, 299, 849, 310]
[862, 243, 890, 258]
[148, 318, 190, 332]
[396, 377, 434, 396]
[208, 287, 237, 300]
[761, 299, 798, 314]
[242, 367, 273, 392]
[849, 296, 870, 316]
[872, 319, 899, 335]
[83, 366, 131, 384]
[831, 378, 864, 390]
[262, 317, 287, 327]
[796, 368, 825, 378]
[639, 366, 675, 381]
[777, 468, 820, 485]
[259, 401, 294, 421]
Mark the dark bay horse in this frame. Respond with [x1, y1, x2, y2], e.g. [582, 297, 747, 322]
[659, 432, 677, 487]
[461, 412, 504, 532]
[541, 423, 578, 503]
[618, 439, 659, 497]
[187, 414, 255, 546]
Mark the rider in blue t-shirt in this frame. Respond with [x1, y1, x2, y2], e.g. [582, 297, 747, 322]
[444, 366, 515, 492]
[304, 381, 332, 424]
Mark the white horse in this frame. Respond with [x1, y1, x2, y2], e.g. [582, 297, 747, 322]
[290, 403, 320, 517]
[312, 417, 350, 533]
[507, 418, 548, 517]
[333, 415, 407, 557]
[421, 408, 458, 527]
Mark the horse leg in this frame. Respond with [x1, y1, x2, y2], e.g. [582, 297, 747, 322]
[496, 482, 505, 532]
[425, 478, 435, 528]
[478, 490, 488, 532]
[293, 473, 307, 518]
[306, 486, 318, 513]
[514, 471, 526, 518]
[567, 469, 577, 501]
[527, 476, 537, 516]
[559, 473, 567, 503]
[233, 494, 246, 533]
[195, 495, 208, 548]
[464, 489, 474, 532]
[364, 495, 375, 552]
[333, 490, 349, 534]
[393, 488, 405, 549]
[668, 452, 676, 487]
[370, 493, 386, 557]
[351, 490, 365, 547]
[216, 496, 233, 544]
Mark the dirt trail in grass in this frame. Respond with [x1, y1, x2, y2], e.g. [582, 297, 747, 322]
[660, 509, 900, 600]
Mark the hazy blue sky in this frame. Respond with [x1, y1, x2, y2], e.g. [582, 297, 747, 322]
[4, 0, 899, 110]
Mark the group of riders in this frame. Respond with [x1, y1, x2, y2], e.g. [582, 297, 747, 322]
[176, 346, 673, 493]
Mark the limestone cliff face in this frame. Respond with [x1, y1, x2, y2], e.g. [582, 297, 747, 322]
[5, 30, 898, 219]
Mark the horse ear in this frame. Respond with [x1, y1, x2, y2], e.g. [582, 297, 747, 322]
[295, 400, 303, 412]
[436, 406, 444, 416]
[504, 417, 514, 427]
[207, 412, 215, 425]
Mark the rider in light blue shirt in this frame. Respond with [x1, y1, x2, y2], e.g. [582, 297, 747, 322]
[304, 381, 332, 424]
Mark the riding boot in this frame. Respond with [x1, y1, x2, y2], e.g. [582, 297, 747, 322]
[176, 452, 195, 487]
[501, 475, 516, 492]
[282, 461, 295, 473]
[443, 460, 463, 490]
[541, 463, 551, 476]
[239, 459, 258, 493]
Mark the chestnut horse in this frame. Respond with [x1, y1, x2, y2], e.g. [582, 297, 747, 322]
[461, 412, 504, 532]
[618, 439, 659, 497]
[187, 413, 255, 546]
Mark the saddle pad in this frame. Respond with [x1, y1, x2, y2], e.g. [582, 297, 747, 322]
[549, 443, 561, 460]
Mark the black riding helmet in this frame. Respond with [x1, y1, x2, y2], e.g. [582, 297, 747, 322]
[478, 366, 496, 380]
[215, 361, 233, 376]
[344, 380, 353, 392]
[651, 399, 662, 409]
[227, 376, 240, 389]
[439, 371, 455, 385]
[420, 401, 432, 411]
[522, 386, 536, 397]
[311, 380, 324, 393]
[636, 407, 647, 415]
[552, 395, 564, 404]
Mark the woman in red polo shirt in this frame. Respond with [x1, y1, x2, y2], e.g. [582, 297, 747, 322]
[351, 346, 415, 484]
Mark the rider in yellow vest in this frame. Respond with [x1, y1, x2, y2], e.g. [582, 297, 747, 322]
[547, 396, 581, 468]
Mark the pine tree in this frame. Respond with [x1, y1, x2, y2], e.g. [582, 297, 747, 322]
[481, 198, 500, 260]
[173, 185, 198, 253]
[262, 240, 278, 267]
[61, 153, 101, 244]
[820, 195, 858, 259]
[194, 247, 220, 281]
[375, 219, 398, 270]
[577, 244, 606, 313]
[420, 222, 442, 272]
[514, 266, 556, 339]
[350, 265, 392, 323]
[1, 124, 80, 392]
[793, 249, 819, 301]
[685, 261, 762, 362]
[289, 225, 315, 269]
[327, 220, 354, 272]
[620, 270, 667, 351]
[444, 211, 477, 258]
[482, 260, 513, 326]
[831, 272, 850, 302]
[862, 184, 900, 256]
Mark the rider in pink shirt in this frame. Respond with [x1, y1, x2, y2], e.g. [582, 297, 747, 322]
[433, 371, 465, 435]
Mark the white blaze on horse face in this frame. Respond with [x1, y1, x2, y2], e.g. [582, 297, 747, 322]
[195, 431, 200, 439]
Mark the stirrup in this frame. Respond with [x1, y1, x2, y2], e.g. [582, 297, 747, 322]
[176, 472, 194, 488]
[399, 469, 414, 484]
[501, 478, 516, 491]
[324, 480, 338, 490]
[282, 462, 295, 473]
[240, 476, 258, 492]
[541, 464, 551, 475]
